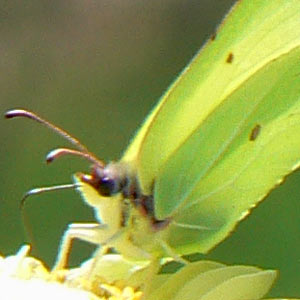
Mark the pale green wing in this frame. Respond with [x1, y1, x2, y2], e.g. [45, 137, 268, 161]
[163, 45, 300, 254]
[122, 0, 300, 255]
[123, 0, 300, 195]
[122, 99, 164, 174]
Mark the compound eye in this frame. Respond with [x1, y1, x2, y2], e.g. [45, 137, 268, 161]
[98, 176, 119, 196]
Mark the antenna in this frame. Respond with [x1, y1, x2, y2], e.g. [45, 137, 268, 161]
[20, 183, 81, 210]
[20, 183, 81, 247]
[46, 148, 105, 167]
[5, 109, 105, 167]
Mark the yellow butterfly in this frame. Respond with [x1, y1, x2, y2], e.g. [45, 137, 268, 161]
[6, 0, 300, 271]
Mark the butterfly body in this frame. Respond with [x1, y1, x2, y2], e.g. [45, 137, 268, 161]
[72, 161, 172, 262]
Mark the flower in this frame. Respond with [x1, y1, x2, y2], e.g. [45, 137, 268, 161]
[0, 245, 293, 300]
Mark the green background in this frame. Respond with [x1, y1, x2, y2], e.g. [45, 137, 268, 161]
[1, 0, 300, 297]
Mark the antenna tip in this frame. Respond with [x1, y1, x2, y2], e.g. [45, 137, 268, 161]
[5, 109, 30, 119]
[45, 149, 64, 164]
[45, 153, 55, 164]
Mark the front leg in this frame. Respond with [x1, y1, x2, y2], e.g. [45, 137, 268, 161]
[53, 222, 113, 271]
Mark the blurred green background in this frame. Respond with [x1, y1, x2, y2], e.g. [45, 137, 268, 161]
[1, 0, 300, 297]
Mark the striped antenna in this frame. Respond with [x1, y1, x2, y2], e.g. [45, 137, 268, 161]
[5, 109, 105, 167]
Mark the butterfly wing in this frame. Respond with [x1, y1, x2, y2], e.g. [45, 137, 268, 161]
[162, 46, 300, 254]
[129, 0, 300, 194]
[123, 0, 300, 254]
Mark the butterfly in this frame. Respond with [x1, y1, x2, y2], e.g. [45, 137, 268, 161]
[5, 0, 300, 271]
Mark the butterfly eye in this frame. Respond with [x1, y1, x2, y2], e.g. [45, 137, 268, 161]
[98, 176, 119, 196]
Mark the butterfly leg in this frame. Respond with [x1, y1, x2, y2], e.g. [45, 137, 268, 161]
[160, 240, 189, 265]
[52, 222, 112, 271]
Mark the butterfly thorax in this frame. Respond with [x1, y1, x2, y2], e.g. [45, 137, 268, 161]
[76, 161, 171, 259]
[80, 161, 170, 228]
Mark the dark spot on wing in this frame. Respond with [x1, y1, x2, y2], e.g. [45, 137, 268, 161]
[152, 218, 170, 231]
[249, 124, 261, 141]
[211, 33, 217, 41]
[226, 52, 234, 63]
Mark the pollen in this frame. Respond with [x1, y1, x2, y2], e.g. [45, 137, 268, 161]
[99, 284, 143, 300]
